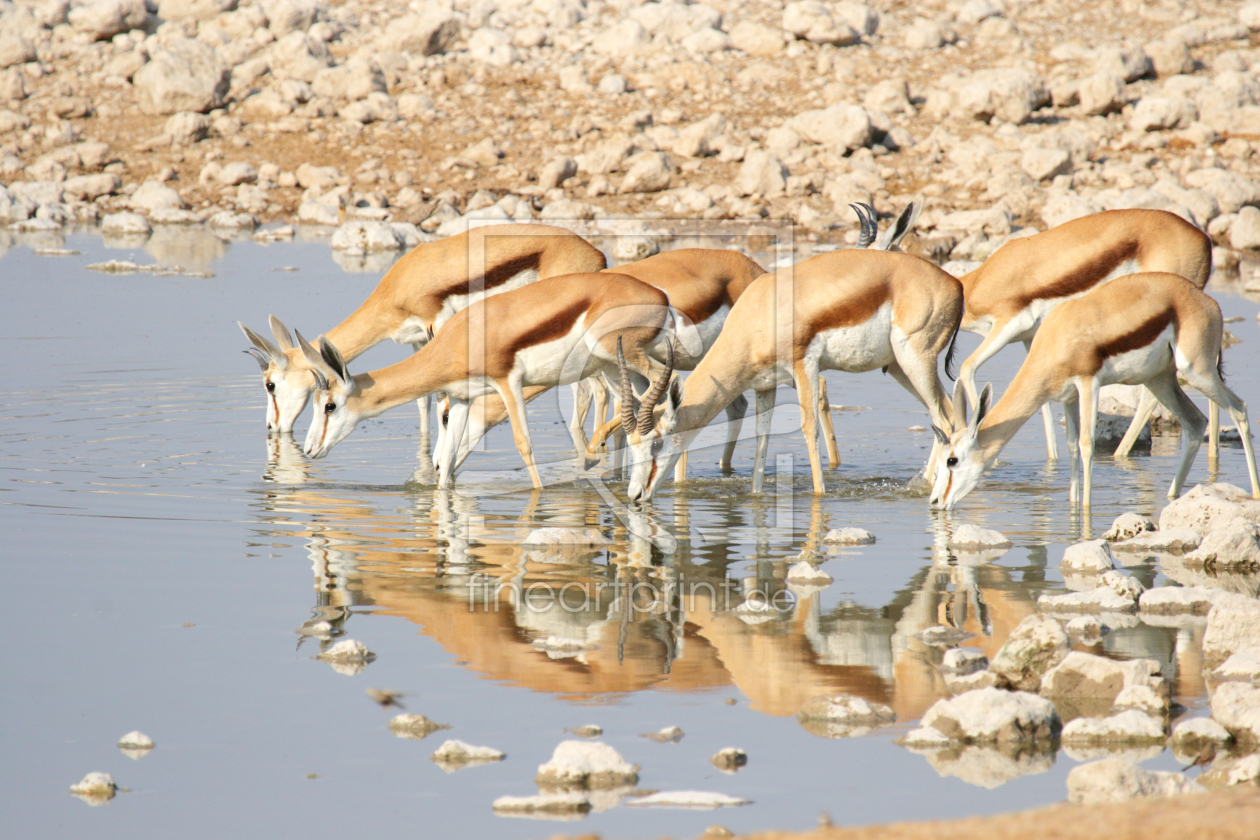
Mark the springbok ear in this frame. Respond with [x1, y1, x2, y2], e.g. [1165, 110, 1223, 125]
[971, 383, 993, 432]
[294, 329, 325, 369]
[931, 424, 950, 446]
[269, 315, 295, 351]
[244, 348, 269, 371]
[950, 378, 968, 433]
[318, 337, 350, 385]
[239, 321, 287, 370]
[876, 198, 922, 251]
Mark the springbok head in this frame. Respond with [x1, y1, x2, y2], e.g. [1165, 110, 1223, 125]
[929, 381, 993, 510]
[298, 333, 363, 459]
[619, 336, 681, 503]
[239, 315, 319, 434]
[850, 198, 922, 252]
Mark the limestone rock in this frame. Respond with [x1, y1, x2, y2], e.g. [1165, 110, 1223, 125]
[619, 152, 672, 194]
[788, 104, 871, 151]
[948, 524, 1012, 550]
[0, 31, 35, 69]
[430, 739, 505, 771]
[312, 62, 386, 101]
[958, 68, 1049, 125]
[1231, 206, 1260, 250]
[1061, 710, 1166, 745]
[492, 793, 591, 815]
[1209, 681, 1260, 742]
[1079, 72, 1128, 116]
[941, 648, 989, 676]
[1199, 753, 1260, 789]
[710, 747, 747, 773]
[1041, 652, 1166, 708]
[134, 40, 229, 115]
[388, 714, 447, 739]
[1213, 647, 1260, 682]
[786, 560, 832, 585]
[733, 150, 787, 197]
[62, 174, 120, 201]
[729, 21, 784, 56]
[1104, 513, 1157, 542]
[158, 0, 236, 22]
[1021, 147, 1070, 182]
[822, 527, 875, 545]
[330, 221, 404, 252]
[1066, 759, 1204, 804]
[625, 790, 751, 808]
[988, 613, 1069, 690]
[68, 771, 117, 804]
[1131, 96, 1197, 131]
[1171, 717, 1233, 752]
[919, 687, 1061, 744]
[535, 740, 638, 789]
[1185, 528, 1260, 569]
[1140, 586, 1217, 617]
[797, 694, 896, 738]
[69, 0, 148, 41]
[1113, 529, 1201, 553]
[100, 211, 151, 235]
[783, 1, 859, 46]
[538, 156, 577, 190]
[315, 639, 375, 662]
[1061, 539, 1116, 572]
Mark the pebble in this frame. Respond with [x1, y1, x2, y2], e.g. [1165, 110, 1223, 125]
[535, 740, 638, 789]
[1061, 710, 1167, 745]
[1102, 513, 1157, 542]
[798, 694, 896, 738]
[492, 792, 591, 814]
[642, 725, 685, 743]
[947, 524, 1012, 550]
[116, 730, 153, 759]
[68, 772, 117, 805]
[388, 714, 448, 740]
[786, 560, 832, 584]
[314, 639, 375, 663]
[1060, 539, 1115, 572]
[429, 739, 506, 770]
[822, 527, 876, 545]
[566, 724, 602, 738]
[710, 748, 747, 773]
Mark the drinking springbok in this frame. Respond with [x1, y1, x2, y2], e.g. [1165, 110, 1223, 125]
[929, 272, 1259, 509]
[616, 248, 963, 501]
[298, 271, 677, 490]
[238, 223, 606, 435]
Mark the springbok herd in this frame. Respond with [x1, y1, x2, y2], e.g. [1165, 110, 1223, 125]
[239, 207, 1260, 509]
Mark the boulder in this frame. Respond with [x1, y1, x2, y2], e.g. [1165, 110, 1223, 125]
[61, 173, 120, 201]
[388, 10, 459, 56]
[591, 19, 649, 57]
[99, 212, 150, 235]
[1213, 647, 1260, 682]
[918, 688, 1061, 744]
[538, 156, 577, 190]
[904, 18, 948, 50]
[164, 112, 210, 145]
[1066, 759, 1204, 804]
[958, 68, 1049, 125]
[1040, 652, 1165, 707]
[129, 181, 186, 212]
[1079, 72, 1128, 116]
[535, 740, 638, 789]
[1103, 513, 1157, 542]
[1021, 147, 1071, 182]
[1146, 39, 1193, 77]
[1061, 710, 1166, 745]
[297, 199, 339, 225]
[134, 40, 229, 115]
[941, 648, 989, 676]
[838, 1, 879, 35]
[1209, 681, 1260, 742]
[947, 523, 1012, 549]
[262, 0, 320, 36]
[1160, 484, 1260, 533]
[430, 739, 505, 769]
[1113, 684, 1170, 716]
[783, 1, 860, 46]
[340, 93, 397, 124]
[1061, 540, 1116, 572]
[733, 150, 787, 197]
[1112, 529, 1201, 553]
[218, 162, 258, 186]
[1184, 528, 1260, 569]
[158, 0, 237, 22]
[1183, 170, 1260, 215]
[619, 152, 672, 193]
[788, 104, 871, 151]
[1203, 593, 1260, 662]
[729, 21, 784, 55]
[797, 694, 895, 738]
[312, 62, 386, 100]
[295, 163, 340, 190]
[1131, 96, 1197, 131]
[1231, 206, 1260, 250]
[1139, 586, 1217, 616]
[0, 32, 35, 69]
[69, 0, 148, 41]
[268, 32, 334, 82]
[823, 527, 876, 545]
[988, 614, 1070, 691]
[1170, 717, 1233, 752]
[330, 221, 404, 252]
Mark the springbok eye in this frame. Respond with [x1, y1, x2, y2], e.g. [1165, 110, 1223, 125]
[650, 437, 664, 456]
[946, 456, 958, 467]
[325, 402, 336, 414]
[265, 381, 275, 393]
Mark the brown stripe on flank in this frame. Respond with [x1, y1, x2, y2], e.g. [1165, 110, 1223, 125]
[1090, 311, 1173, 372]
[808, 281, 889, 334]
[1014, 239, 1139, 311]
[434, 252, 542, 300]
[507, 297, 591, 355]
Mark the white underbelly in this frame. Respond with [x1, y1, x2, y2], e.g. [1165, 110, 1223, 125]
[1097, 326, 1174, 386]
[515, 316, 590, 386]
[391, 268, 542, 345]
[667, 304, 729, 370]
[809, 304, 895, 372]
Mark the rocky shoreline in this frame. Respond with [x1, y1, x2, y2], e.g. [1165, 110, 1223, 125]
[1, 0, 1260, 294]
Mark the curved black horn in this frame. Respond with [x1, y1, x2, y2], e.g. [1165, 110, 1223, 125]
[636, 339, 675, 435]
[244, 348, 269, 371]
[617, 335, 636, 435]
[850, 203, 874, 248]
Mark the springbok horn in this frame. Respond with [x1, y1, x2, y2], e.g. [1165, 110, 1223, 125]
[850, 203, 874, 248]
[244, 348, 269, 371]
[951, 378, 968, 434]
[310, 367, 329, 391]
[636, 339, 675, 435]
[295, 329, 338, 388]
[617, 335, 636, 435]
[269, 315, 295, 351]
[239, 322, 286, 365]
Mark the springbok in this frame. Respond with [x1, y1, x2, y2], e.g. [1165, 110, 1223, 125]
[930, 272, 1259, 509]
[939, 209, 1214, 461]
[618, 248, 964, 501]
[238, 223, 607, 435]
[299, 271, 678, 490]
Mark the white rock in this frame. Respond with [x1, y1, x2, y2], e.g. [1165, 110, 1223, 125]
[134, 39, 229, 115]
[1104, 513, 1157, 542]
[387, 10, 459, 57]
[468, 27, 518, 66]
[1185, 527, 1260, 569]
[899, 726, 953, 747]
[330, 220, 404, 253]
[733, 149, 787, 197]
[642, 725, 684, 743]
[100, 212, 151, 235]
[492, 793, 591, 814]
[789, 104, 871, 151]
[1244, 3, 1260, 31]
[429, 739, 505, 767]
[129, 181, 185, 212]
[597, 74, 627, 95]
[1062, 710, 1166, 744]
[218, 162, 258, 187]
[1040, 652, 1165, 704]
[837, 1, 879, 35]
[1210, 681, 1260, 742]
[612, 235, 659, 262]
[535, 740, 638, 788]
[315, 639, 374, 662]
[904, 18, 947, 50]
[522, 528, 608, 547]
[1113, 684, 1170, 715]
[0, 32, 36, 70]
[1170, 717, 1233, 750]
[207, 211, 258, 230]
[1213, 647, 1260, 682]
[1185, 170, 1260, 215]
[797, 694, 895, 738]
[164, 111, 210, 146]
[822, 527, 875, 545]
[69, 0, 147, 41]
[388, 714, 446, 739]
[1112, 529, 1201, 553]
[786, 560, 832, 584]
[1231, 206, 1260, 250]
[1140, 586, 1217, 616]
[68, 771, 117, 803]
[1039, 581, 1139, 615]
[958, 67, 1049, 125]
[729, 21, 785, 56]
[116, 731, 153, 749]
[1131, 96, 1197, 132]
[957, 0, 1000, 25]
[941, 649, 989, 676]
[988, 613, 1070, 690]
[783, 1, 859, 46]
[269, 32, 333, 82]
[63, 174, 121, 201]
[1066, 758, 1204, 804]
[626, 791, 750, 808]
[682, 28, 733, 54]
[1061, 540, 1116, 572]
[158, 0, 236, 23]
[948, 523, 1012, 549]
[710, 747, 747, 773]
[1020, 146, 1071, 182]
[619, 152, 672, 194]
[1066, 615, 1105, 641]
[919, 688, 1060, 743]
[1200, 753, 1260, 788]
[1079, 72, 1128, 116]
[591, 19, 649, 58]
[261, 0, 319, 36]
[537, 157, 577, 190]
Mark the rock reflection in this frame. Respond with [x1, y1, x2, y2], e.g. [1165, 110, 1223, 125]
[145, 224, 228, 266]
[905, 741, 1056, 789]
